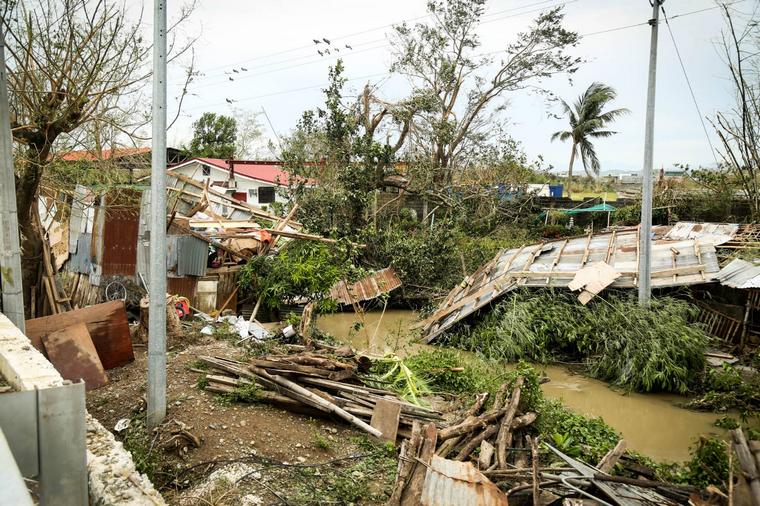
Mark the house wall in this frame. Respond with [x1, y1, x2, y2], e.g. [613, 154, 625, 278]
[170, 161, 289, 208]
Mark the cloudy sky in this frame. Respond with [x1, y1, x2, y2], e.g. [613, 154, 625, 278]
[156, 0, 748, 174]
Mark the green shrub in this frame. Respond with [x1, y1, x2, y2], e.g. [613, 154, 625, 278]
[443, 290, 710, 393]
[239, 240, 355, 312]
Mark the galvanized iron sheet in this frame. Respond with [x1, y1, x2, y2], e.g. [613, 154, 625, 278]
[329, 267, 402, 305]
[663, 221, 738, 245]
[422, 225, 723, 341]
[715, 258, 760, 288]
[420, 455, 508, 506]
[177, 235, 209, 277]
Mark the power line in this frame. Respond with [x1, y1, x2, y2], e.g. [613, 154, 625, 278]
[172, 0, 578, 88]
[181, 1, 747, 114]
[189, 0, 565, 78]
[661, 4, 720, 167]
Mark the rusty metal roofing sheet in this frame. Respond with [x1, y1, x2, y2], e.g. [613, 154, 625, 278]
[715, 258, 760, 288]
[329, 267, 402, 305]
[420, 455, 508, 506]
[421, 226, 722, 341]
[663, 221, 738, 245]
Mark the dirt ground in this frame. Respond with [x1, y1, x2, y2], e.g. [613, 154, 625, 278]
[87, 332, 398, 505]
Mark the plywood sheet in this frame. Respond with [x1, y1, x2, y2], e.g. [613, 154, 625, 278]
[25, 300, 133, 369]
[42, 323, 107, 390]
[370, 399, 401, 443]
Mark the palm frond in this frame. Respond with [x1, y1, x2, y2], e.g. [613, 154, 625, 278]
[579, 140, 600, 177]
[551, 131, 573, 142]
[588, 130, 617, 138]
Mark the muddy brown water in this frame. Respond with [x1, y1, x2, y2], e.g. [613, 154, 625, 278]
[316, 309, 726, 462]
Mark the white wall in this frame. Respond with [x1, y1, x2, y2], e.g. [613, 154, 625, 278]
[170, 161, 290, 208]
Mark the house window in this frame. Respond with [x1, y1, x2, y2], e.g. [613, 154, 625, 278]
[258, 186, 275, 204]
[202, 164, 210, 176]
[248, 188, 258, 200]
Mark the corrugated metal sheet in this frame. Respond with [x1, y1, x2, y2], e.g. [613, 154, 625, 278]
[715, 258, 760, 288]
[166, 235, 179, 274]
[66, 233, 93, 274]
[136, 190, 151, 286]
[177, 236, 208, 277]
[329, 267, 402, 305]
[421, 225, 722, 341]
[420, 455, 508, 506]
[100, 193, 140, 276]
[663, 221, 738, 245]
[167, 277, 198, 306]
[68, 185, 90, 254]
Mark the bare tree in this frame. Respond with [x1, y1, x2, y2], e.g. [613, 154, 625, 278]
[711, 3, 760, 219]
[391, 0, 580, 183]
[2, 0, 195, 314]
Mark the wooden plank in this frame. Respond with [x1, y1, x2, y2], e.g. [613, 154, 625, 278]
[370, 398, 402, 443]
[25, 300, 133, 370]
[401, 422, 437, 506]
[41, 323, 108, 390]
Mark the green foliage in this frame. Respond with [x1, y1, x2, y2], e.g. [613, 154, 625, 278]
[687, 364, 760, 417]
[444, 290, 709, 393]
[188, 112, 237, 159]
[537, 398, 620, 462]
[239, 240, 352, 312]
[220, 382, 261, 404]
[681, 437, 731, 490]
[312, 431, 331, 450]
[367, 355, 432, 406]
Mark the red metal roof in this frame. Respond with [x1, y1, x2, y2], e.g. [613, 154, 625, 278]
[189, 158, 294, 185]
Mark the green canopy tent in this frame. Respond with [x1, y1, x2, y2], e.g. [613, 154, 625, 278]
[540, 203, 617, 228]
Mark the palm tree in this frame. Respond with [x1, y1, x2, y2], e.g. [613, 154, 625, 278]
[551, 82, 629, 197]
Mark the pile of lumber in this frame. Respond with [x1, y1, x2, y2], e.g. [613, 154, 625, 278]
[432, 377, 536, 469]
[194, 351, 444, 440]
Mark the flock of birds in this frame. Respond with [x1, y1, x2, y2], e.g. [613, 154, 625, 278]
[222, 37, 354, 104]
[313, 38, 353, 57]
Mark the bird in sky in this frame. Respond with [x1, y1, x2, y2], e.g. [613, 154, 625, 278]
[241, 67, 248, 71]
[228, 76, 234, 81]
[323, 38, 331, 44]
[225, 98, 234, 104]
[313, 39, 321, 44]
[232, 69, 239, 73]
[317, 50, 324, 56]
[345, 44, 352, 50]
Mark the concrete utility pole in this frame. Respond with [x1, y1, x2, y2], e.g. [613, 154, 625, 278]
[148, 0, 168, 427]
[0, 25, 25, 331]
[638, 0, 662, 306]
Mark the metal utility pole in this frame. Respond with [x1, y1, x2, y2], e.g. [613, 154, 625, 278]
[148, 0, 167, 427]
[638, 0, 662, 306]
[0, 25, 25, 331]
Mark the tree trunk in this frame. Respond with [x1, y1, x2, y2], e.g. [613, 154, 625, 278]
[16, 146, 52, 318]
[567, 142, 577, 199]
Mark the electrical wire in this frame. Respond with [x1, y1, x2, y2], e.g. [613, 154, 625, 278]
[181, 0, 750, 113]
[661, 4, 721, 167]
[190, 0, 567, 78]
[171, 0, 579, 88]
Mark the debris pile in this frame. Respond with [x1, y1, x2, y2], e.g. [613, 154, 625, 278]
[194, 348, 444, 440]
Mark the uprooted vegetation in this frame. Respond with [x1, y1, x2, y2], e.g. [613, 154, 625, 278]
[441, 290, 710, 394]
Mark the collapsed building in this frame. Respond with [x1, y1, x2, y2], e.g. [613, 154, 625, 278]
[419, 222, 760, 350]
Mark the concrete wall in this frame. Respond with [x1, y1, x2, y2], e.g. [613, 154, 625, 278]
[0, 312, 166, 505]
